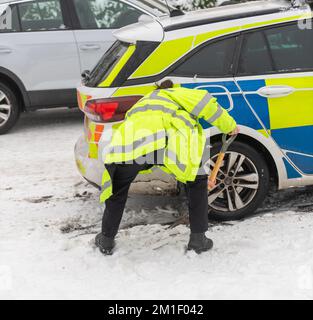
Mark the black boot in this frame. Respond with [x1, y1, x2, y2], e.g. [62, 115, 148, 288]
[95, 233, 115, 255]
[187, 233, 213, 254]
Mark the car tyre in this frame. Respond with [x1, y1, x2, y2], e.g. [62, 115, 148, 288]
[207, 140, 270, 221]
[0, 82, 21, 135]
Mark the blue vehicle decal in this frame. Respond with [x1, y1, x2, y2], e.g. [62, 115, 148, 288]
[271, 125, 313, 156]
[237, 79, 265, 92]
[286, 152, 313, 175]
[283, 158, 302, 179]
[183, 81, 240, 93]
[182, 81, 266, 130]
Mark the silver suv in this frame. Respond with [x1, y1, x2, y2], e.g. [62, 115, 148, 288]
[0, 0, 169, 134]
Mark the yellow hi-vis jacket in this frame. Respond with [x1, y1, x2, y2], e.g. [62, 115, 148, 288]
[100, 87, 237, 203]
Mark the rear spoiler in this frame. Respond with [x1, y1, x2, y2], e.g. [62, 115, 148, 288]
[113, 19, 164, 44]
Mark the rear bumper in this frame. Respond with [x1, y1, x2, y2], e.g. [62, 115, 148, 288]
[74, 135, 103, 188]
[74, 133, 177, 194]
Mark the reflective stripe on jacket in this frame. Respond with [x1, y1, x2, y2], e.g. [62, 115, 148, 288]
[100, 87, 237, 203]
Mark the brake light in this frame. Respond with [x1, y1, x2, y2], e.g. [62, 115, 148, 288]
[84, 96, 143, 123]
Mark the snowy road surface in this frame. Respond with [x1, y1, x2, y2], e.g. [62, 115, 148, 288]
[1, 109, 313, 300]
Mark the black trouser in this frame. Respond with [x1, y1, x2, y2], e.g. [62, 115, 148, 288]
[102, 163, 209, 238]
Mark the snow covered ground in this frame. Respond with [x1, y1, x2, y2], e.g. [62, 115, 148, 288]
[1, 108, 313, 300]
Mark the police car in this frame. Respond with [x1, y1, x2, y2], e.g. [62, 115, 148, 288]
[75, 0, 313, 220]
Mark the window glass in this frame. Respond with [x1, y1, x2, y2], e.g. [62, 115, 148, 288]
[238, 31, 274, 75]
[0, 5, 20, 33]
[87, 41, 129, 86]
[238, 23, 313, 75]
[18, 0, 66, 32]
[73, 0, 142, 30]
[172, 37, 236, 77]
[264, 23, 313, 72]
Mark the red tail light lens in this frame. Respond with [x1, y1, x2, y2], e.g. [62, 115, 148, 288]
[84, 96, 143, 123]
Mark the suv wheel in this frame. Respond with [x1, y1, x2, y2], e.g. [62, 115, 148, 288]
[207, 141, 270, 221]
[0, 82, 21, 135]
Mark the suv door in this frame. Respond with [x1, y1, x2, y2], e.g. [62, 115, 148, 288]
[235, 22, 313, 176]
[2, 0, 81, 107]
[69, 0, 144, 73]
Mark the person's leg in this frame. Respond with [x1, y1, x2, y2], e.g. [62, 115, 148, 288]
[186, 174, 213, 253]
[186, 174, 209, 234]
[102, 163, 148, 238]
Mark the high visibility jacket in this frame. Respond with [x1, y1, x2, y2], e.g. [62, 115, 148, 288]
[100, 87, 236, 203]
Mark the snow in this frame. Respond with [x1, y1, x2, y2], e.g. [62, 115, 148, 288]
[1, 108, 313, 300]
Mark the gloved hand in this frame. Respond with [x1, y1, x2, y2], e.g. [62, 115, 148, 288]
[229, 126, 240, 136]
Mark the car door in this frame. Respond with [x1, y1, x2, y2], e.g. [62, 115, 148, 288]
[235, 22, 313, 176]
[69, 0, 144, 73]
[4, 0, 81, 106]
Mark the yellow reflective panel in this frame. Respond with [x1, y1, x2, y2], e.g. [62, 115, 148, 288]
[194, 26, 240, 47]
[87, 122, 98, 159]
[138, 169, 154, 175]
[112, 85, 156, 97]
[131, 37, 194, 79]
[88, 143, 98, 159]
[267, 76, 313, 89]
[99, 45, 136, 87]
[266, 77, 313, 130]
[75, 159, 86, 176]
[101, 169, 111, 185]
[258, 129, 271, 138]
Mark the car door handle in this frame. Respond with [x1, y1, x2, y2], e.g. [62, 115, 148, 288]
[0, 47, 12, 54]
[257, 86, 295, 98]
[80, 44, 101, 51]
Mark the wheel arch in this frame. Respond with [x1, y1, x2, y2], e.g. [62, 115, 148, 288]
[0, 67, 30, 111]
[209, 126, 287, 189]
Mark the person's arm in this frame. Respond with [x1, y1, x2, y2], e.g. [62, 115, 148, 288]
[195, 92, 237, 134]
[169, 88, 238, 134]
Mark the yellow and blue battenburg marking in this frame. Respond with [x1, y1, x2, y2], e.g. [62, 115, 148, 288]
[182, 75, 313, 178]
[182, 80, 269, 131]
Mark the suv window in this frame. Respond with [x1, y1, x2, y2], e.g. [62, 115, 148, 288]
[0, 5, 20, 33]
[17, 0, 66, 32]
[73, 0, 142, 30]
[172, 37, 237, 77]
[238, 22, 313, 75]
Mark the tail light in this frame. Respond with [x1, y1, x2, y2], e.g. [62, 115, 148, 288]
[84, 96, 143, 123]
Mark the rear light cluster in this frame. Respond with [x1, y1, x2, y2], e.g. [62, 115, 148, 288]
[84, 96, 143, 123]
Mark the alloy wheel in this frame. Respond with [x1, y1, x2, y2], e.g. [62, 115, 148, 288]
[0, 90, 11, 127]
[208, 151, 259, 212]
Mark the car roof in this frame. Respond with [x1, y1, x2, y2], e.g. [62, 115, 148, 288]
[114, 0, 312, 43]
[159, 0, 300, 31]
